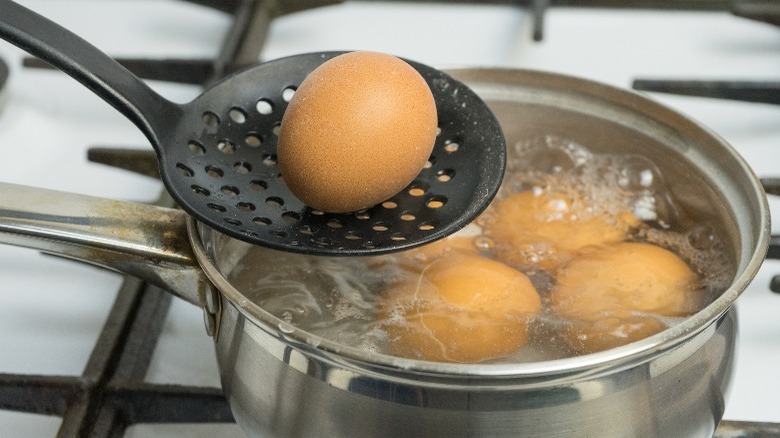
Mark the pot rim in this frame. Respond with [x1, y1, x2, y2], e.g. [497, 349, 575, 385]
[190, 67, 771, 379]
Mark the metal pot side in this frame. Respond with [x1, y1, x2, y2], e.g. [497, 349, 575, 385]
[216, 301, 735, 438]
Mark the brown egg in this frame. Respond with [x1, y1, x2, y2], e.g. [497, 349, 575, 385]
[484, 190, 639, 272]
[378, 252, 542, 363]
[549, 241, 706, 354]
[277, 51, 438, 213]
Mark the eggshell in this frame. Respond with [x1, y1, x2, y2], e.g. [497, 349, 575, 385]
[277, 51, 438, 213]
[378, 252, 542, 363]
[485, 190, 640, 272]
[549, 241, 706, 353]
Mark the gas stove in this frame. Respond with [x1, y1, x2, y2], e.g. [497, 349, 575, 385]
[0, 1, 779, 437]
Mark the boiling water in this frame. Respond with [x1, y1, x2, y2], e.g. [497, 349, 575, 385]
[222, 136, 734, 363]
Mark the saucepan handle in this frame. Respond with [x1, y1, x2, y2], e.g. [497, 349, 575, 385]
[0, 0, 180, 147]
[0, 182, 208, 307]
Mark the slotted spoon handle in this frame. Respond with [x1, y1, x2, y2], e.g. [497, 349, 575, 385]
[0, 0, 180, 148]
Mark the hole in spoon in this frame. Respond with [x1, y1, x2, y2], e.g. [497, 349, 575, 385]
[202, 112, 220, 128]
[282, 212, 301, 222]
[237, 202, 256, 212]
[444, 140, 459, 153]
[192, 185, 209, 196]
[266, 197, 284, 208]
[207, 203, 227, 212]
[246, 134, 262, 147]
[188, 141, 206, 156]
[221, 186, 239, 197]
[176, 163, 194, 177]
[206, 165, 224, 178]
[253, 217, 272, 226]
[256, 99, 274, 115]
[282, 87, 296, 102]
[218, 140, 236, 154]
[249, 180, 267, 191]
[426, 197, 447, 209]
[436, 169, 454, 182]
[229, 107, 247, 124]
[261, 154, 277, 166]
[234, 161, 252, 174]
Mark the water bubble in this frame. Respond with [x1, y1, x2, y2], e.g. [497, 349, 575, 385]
[278, 322, 295, 334]
[639, 169, 654, 187]
[688, 225, 716, 250]
[614, 157, 662, 194]
[474, 236, 495, 251]
[631, 195, 658, 221]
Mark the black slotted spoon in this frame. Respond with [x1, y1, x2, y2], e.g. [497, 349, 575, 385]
[0, 0, 506, 256]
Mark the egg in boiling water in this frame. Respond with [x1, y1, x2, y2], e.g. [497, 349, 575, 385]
[549, 241, 706, 354]
[484, 190, 640, 273]
[277, 51, 438, 213]
[378, 251, 542, 363]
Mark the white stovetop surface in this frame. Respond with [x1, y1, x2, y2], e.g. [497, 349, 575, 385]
[0, 1, 779, 436]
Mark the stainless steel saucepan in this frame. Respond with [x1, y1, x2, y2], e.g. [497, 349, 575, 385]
[0, 68, 769, 438]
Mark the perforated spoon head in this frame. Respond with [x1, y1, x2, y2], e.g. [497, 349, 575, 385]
[160, 52, 505, 256]
[0, 2, 505, 255]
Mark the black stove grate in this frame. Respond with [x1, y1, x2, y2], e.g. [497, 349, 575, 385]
[0, 278, 234, 436]
[0, 55, 7, 91]
[0, 1, 270, 435]
[1, 1, 779, 437]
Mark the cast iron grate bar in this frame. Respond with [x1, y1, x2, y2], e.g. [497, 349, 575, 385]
[374, 0, 767, 42]
[715, 421, 780, 437]
[761, 169, 780, 292]
[21, 0, 341, 82]
[0, 374, 79, 416]
[0, 275, 234, 435]
[0, 55, 7, 92]
[60, 277, 172, 436]
[22, 57, 215, 85]
[87, 148, 162, 179]
[732, 2, 780, 26]
[632, 79, 780, 105]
